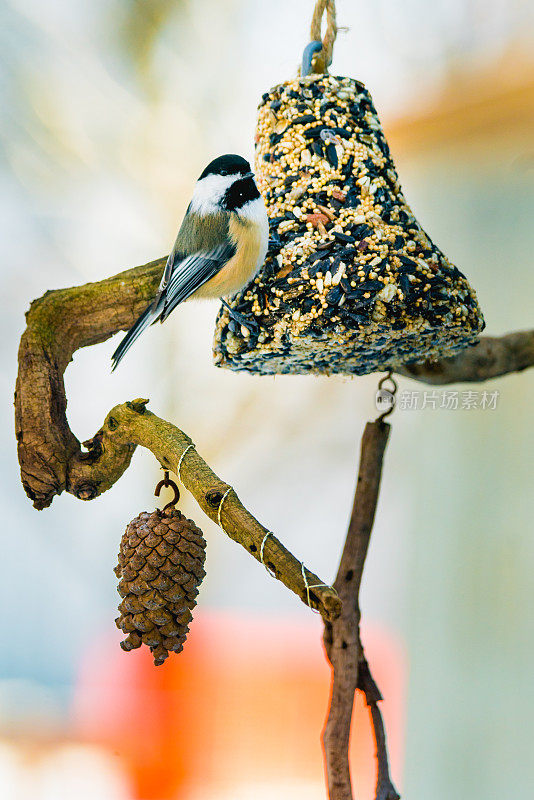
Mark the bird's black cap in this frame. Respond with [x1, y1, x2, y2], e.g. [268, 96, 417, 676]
[199, 154, 251, 180]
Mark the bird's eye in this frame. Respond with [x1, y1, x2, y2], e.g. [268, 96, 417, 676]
[220, 169, 227, 175]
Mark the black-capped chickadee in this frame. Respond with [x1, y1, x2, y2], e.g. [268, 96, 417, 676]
[111, 154, 268, 370]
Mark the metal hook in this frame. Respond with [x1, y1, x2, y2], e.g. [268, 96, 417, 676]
[301, 40, 323, 77]
[154, 470, 180, 511]
[378, 370, 398, 395]
[376, 370, 398, 423]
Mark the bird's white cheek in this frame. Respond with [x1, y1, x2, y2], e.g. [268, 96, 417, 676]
[190, 173, 235, 214]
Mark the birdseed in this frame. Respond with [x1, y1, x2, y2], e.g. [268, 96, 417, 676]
[213, 75, 484, 376]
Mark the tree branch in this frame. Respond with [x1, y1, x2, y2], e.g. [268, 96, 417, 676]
[75, 398, 344, 619]
[323, 421, 398, 800]
[396, 329, 534, 385]
[14, 255, 342, 618]
[357, 656, 399, 800]
[14, 256, 533, 509]
[15, 256, 165, 509]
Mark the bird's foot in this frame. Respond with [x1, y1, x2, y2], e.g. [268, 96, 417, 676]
[220, 299, 260, 334]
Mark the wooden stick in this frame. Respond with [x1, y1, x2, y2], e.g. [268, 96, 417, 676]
[357, 656, 399, 800]
[397, 330, 534, 385]
[82, 399, 341, 621]
[323, 421, 398, 800]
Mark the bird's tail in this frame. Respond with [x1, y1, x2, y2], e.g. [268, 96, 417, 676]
[111, 300, 160, 371]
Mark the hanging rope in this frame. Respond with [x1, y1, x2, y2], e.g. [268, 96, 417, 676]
[308, 0, 337, 74]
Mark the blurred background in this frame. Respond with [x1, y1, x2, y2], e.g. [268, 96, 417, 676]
[1, 1, 534, 798]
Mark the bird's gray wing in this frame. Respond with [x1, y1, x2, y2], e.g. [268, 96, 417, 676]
[111, 211, 234, 369]
[158, 241, 236, 322]
[157, 203, 193, 295]
[158, 208, 232, 292]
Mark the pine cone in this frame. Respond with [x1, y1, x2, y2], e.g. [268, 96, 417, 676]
[115, 507, 206, 666]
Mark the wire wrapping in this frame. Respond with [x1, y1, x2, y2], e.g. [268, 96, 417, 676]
[301, 561, 330, 613]
[216, 481, 334, 612]
[177, 443, 195, 483]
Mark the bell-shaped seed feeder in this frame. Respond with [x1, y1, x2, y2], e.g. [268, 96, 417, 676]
[213, 67, 484, 376]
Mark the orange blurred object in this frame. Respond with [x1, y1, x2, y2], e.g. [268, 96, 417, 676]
[73, 612, 405, 799]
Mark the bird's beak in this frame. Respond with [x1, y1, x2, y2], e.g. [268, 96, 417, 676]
[242, 171, 254, 179]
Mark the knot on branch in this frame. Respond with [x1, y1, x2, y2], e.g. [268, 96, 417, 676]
[74, 482, 100, 501]
[126, 398, 149, 414]
[205, 486, 231, 509]
[80, 431, 104, 463]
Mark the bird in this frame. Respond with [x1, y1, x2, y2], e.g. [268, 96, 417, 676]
[111, 153, 268, 370]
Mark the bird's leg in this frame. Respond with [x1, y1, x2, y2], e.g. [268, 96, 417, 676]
[220, 298, 260, 334]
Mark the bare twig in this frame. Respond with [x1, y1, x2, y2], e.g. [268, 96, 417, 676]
[396, 330, 534, 385]
[357, 656, 400, 800]
[73, 398, 341, 620]
[322, 421, 397, 800]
